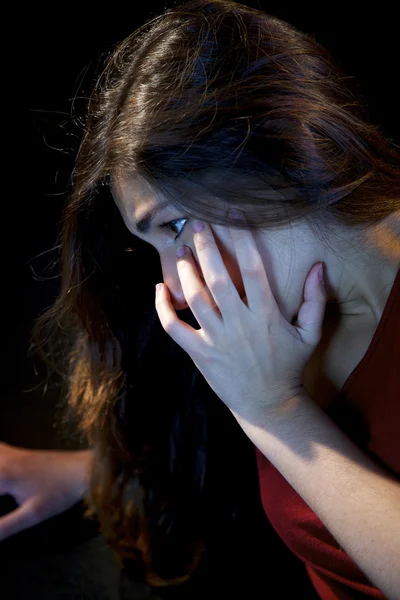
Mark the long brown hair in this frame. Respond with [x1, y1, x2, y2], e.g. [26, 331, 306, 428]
[31, 0, 400, 588]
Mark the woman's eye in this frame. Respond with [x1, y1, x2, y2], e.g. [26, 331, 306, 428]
[159, 218, 188, 240]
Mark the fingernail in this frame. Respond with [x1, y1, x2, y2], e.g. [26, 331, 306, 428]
[228, 208, 243, 220]
[176, 246, 188, 258]
[193, 220, 205, 233]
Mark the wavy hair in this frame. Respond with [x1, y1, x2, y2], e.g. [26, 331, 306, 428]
[31, 0, 400, 588]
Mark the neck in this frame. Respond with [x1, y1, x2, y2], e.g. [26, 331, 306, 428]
[325, 212, 400, 324]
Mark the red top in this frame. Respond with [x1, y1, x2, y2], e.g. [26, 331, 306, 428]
[255, 268, 400, 600]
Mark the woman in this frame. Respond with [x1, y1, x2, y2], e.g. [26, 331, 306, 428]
[32, 0, 400, 598]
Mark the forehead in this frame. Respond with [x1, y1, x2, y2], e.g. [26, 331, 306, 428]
[110, 173, 172, 230]
[111, 173, 168, 212]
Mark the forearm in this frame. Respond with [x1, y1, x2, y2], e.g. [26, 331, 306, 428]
[66, 448, 94, 498]
[233, 394, 400, 600]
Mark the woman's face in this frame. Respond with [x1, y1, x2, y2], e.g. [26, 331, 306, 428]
[111, 173, 313, 324]
[112, 172, 400, 335]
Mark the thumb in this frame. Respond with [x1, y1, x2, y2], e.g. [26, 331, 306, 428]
[0, 498, 41, 542]
[296, 262, 327, 346]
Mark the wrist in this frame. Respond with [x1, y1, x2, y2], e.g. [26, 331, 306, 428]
[232, 387, 312, 429]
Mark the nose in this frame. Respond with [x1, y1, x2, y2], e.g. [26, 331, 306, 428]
[162, 275, 190, 311]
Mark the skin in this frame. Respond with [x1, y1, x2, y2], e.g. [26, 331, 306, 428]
[111, 173, 400, 328]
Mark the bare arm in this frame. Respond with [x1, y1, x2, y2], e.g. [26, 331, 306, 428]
[233, 393, 400, 600]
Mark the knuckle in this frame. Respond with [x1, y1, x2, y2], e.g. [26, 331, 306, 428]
[186, 288, 203, 303]
[29, 500, 46, 521]
[163, 319, 178, 336]
[194, 237, 209, 253]
[241, 265, 261, 279]
[208, 276, 226, 292]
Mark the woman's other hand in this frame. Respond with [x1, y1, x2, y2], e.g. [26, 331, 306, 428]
[0, 442, 93, 542]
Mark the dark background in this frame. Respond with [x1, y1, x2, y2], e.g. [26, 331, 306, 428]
[1, 2, 398, 598]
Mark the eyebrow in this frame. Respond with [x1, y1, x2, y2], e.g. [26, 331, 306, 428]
[133, 200, 170, 234]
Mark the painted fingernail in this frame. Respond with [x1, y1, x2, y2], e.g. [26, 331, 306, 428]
[228, 208, 246, 223]
[176, 246, 188, 258]
[193, 220, 205, 233]
[228, 208, 242, 219]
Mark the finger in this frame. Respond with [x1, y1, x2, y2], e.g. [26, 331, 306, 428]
[176, 246, 222, 330]
[0, 499, 40, 542]
[296, 263, 327, 346]
[155, 283, 206, 357]
[192, 221, 241, 316]
[229, 214, 278, 317]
